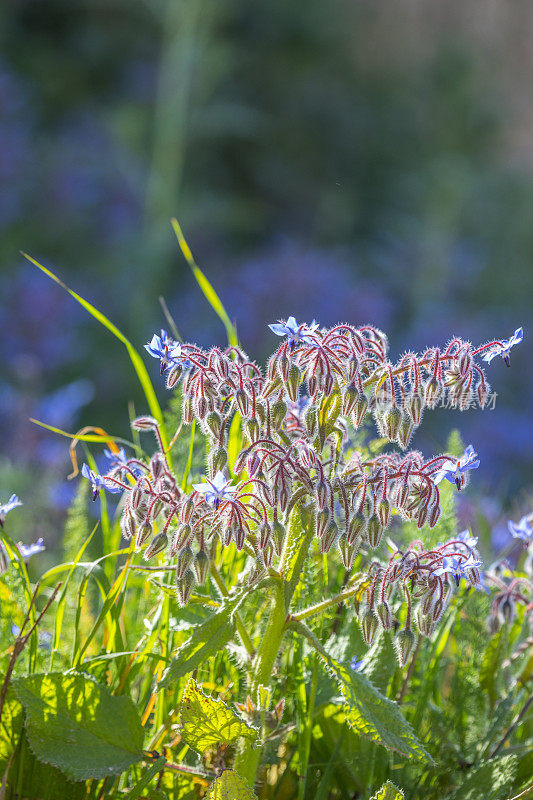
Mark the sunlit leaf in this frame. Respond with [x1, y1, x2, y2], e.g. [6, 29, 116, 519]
[370, 781, 404, 800]
[178, 680, 258, 754]
[205, 770, 258, 800]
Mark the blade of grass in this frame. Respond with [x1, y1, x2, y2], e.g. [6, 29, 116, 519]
[21, 252, 170, 458]
[124, 756, 166, 799]
[170, 218, 238, 347]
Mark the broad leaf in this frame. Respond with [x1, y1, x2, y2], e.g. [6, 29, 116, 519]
[158, 597, 243, 689]
[370, 781, 404, 800]
[205, 769, 258, 800]
[447, 755, 518, 800]
[13, 672, 144, 780]
[179, 680, 258, 753]
[0, 687, 23, 772]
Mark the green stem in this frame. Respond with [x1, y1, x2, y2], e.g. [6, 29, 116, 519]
[291, 582, 361, 622]
[233, 505, 314, 786]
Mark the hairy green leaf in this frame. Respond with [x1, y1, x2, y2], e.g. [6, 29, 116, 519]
[0, 687, 23, 773]
[205, 769, 258, 800]
[447, 755, 518, 800]
[370, 781, 404, 800]
[179, 680, 258, 753]
[158, 597, 242, 689]
[13, 672, 144, 780]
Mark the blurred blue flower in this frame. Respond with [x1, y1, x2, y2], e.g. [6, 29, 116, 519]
[104, 447, 128, 467]
[18, 537, 45, 560]
[507, 515, 533, 545]
[0, 494, 22, 527]
[482, 327, 523, 367]
[434, 553, 482, 587]
[193, 471, 237, 509]
[434, 445, 480, 490]
[456, 529, 478, 551]
[350, 657, 365, 672]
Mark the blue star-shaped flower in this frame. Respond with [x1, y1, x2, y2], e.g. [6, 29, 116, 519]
[269, 316, 319, 347]
[81, 464, 122, 501]
[168, 343, 193, 370]
[508, 515, 533, 545]
[350, 657, 365, 672]
[482, 327, 523, 367]
[434, 445, 480, 490]
[0, 494, 22, 527]
[104, 447, 128, 467]
[434, 553, 482, 587]
[192, 471, 237, 509]
[145, 329, 178, 373]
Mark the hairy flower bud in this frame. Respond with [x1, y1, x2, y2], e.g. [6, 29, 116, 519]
[235, 389, 250, 417]
[182, 498, 195, 524]
[342, 385, 359, 416]
[424, 378, 442, 409]
[406, 392, 423, 425]
[212, 447, 228, 474]
[271, 399, 288, 430]
[206, 411, 222, 439]
[377, 498, 390, 528]
[316, 480, 330, 511]
[196, 395, 208, 420]
[177, 569, 195, 606]
[166, 364, 182, 389]
[352, 395, 368, 429]
[347, 512, 366, 545]
[384, 405, 402, 440]
[320, 519, 339, 553]
[366, 515, 384, 548]
[394, 628, 416, 667]
[144, 532, 168, 560]
[194, 549, 209, 584]
[316, 508, 331, 539]
[286, 365, 301, 401]
[150, 454, 166, 481]
[397, 414, 414, 449]
[360, 609, 379, 646]
[260, 522, 271, 550]
[169, 523, 192, 556]
[339, 536, 358, 569]
[135, 521, 152, 549]
[272, 519, 286, 555]
[176, 546, 194, 579]
[376, 601, 393, 630]
[132, 416, 159, 431]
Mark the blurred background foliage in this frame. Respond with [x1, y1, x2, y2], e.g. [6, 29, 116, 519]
[1, 0, 532, 553]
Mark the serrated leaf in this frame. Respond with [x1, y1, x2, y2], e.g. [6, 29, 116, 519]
[158, 597, 242, 689]
[0, 686, 23, 772]
[179, 680, 258, 754]
[364, 632, 397, 694]
[205, 769, 258, 800]
[306, 631, 434, 762]
[370, 781, 404, 800]
[447, 755, 518, 800]
[13, 672, 144, 780]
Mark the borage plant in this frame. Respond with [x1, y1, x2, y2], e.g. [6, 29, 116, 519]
[1, 246, 530, 800]
[80, 310, 521, 791]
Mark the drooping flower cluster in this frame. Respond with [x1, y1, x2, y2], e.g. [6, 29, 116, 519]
[81, 319, 522, 607]
[358, 533, 484, 665]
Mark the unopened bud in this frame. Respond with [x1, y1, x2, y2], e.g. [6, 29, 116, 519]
[316, 480, 330, 511]
[394, 628, 416, 667]
[384, 405, 402, 440]
[206, 411, 222, 439]
[177, 569, 195, 606]
[347, 512, 366, 545]
[366, 515, 384, 548]
[477, 381, 489, 409]
[376, 601, 393, 630]
[169, 523, 192, 556]
[338, 537, 357, 569]
[272, 519, 286, 555]
[377, 498, 390, 528]
[135, 521, 152, 550]
[286, 365, 301, 401]
[279, 353, 290, 382]
[320, 520, 339, 553]
[235, 389, 249, 417]
[196, 396, 208, 420]
[397, 414, 414, 449]
[166, 364, 183, 389]
[271, 399, 287, 430]
[260, 522, 271, 550]
[132, 416, 159, 431]
[316, 508, 331, 538]
[342, 385, 359, 416]
[212, 447, 228, 473]
[144, 532, 168, 560]
[360, 609, 379, 646]
[406, 392, 423, 425]
[176, 546, 194, 579]
[150, 454, 166, 481]
[424, 378, 442, 409]
[194, 549, 209, 584]
[352, 395, 368, 428]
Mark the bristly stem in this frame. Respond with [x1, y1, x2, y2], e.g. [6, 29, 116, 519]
[233, 505, 315, 787]
[290, 581, 365, 622]
[209, 563, 255, 659]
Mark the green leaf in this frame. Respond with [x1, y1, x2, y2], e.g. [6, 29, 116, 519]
[124, 755, 166, 799]
[369, 782, 404, 800]
[205, 769, 258, 800]
[179, 680, 258, 754]
[22, 252, 169, 454]
[0, 687, 23, 773]
[297, 623, 434, 763]
[171, 219, 238, 347]
[447, 755, 518, 800]
[13, 672, 144, 780]
[480, 624, 509, 709]
[158, 598, 241, 689]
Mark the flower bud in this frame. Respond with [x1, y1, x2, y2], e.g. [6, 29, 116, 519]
[416, 505, 428, 529]
[194, 549, 209, 585]
[305, 406, 318, 437]
[338, 537, 357, 569]
[260, 522, 271, 550]
[144, 532, 168, 560]
[286, 365, 301, 401]
[279, 353, 290, 382]
[135, 521, 152, 550]
[360, 609, 379, 646]
[212, 447, 228, 473]
[166, 364, 183, 389]
[121, 513, 135, 540]
[176, 546, 194, 579]
[150, 499, 163, 521]
[428, 503, 441, 528]
[169, 523, 192, 556]
[477, 381, 489, 409]
[183, 397, 194, 424]
[246, 418, 260, 443]
[316, 481, 330, 511]
[342, 385, 359, 416]
[182, 498, 195, 524]
[320, 520, 339, 553]
[406, 392, 423, 425]
[397, 414, 414, 449]
[394, 628, 416, 667]
[384, 405, 402, 440]
[132, 416, 159, 431]
[271, 399, 287, 430]
[196, 396, 208, 420]
[424, 378, 442, 409]
[150, 454, 166, 481]
[206, 411, 222, 439]
[177, 569, 195, 606]
[316, 508, 331, 538]
[377, 498, 390, 528]
[322, 372, 334, 396]
[352, 395, 368, 428]
[347, 512, 366, 545]
[366, 515, 384, 548]
[376, 601, 393, 630]
[261, 542, 274, 567]
[134, 502, 149, 523]
[235, 389, 250, 417]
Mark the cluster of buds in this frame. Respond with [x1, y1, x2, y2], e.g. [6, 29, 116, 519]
[358, 534, 484, 665]
[485, 563, 532, 633]
[81, 318, 520, 607]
